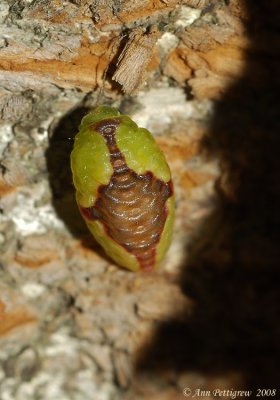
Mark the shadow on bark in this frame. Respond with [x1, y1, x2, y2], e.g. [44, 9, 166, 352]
[134, 0, 280, 391]
[46, 105, 90, 238]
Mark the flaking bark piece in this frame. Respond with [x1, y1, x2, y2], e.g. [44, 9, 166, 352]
[183, 0, 211, 8]
[112, 27, 160, 95]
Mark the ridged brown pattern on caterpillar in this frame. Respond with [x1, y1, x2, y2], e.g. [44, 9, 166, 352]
[71, 106, 174, 272]
[79, 118, 172, 271]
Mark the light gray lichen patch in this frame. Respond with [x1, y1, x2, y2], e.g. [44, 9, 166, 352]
[0, 124, 13, 156]
[174, 5, 202, 28]
[0, 1, 9, 23]
[0, 328, 119, 400]
[3, 182, 67, 236]
[157, 31, 179, 56]
[132, 86, 213, 134]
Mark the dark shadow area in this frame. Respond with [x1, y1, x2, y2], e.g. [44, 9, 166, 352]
[46, 105, 90, 238]
[134, 0, 280, 393]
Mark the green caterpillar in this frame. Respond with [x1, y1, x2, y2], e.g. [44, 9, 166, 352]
[70, 106, 174, 272]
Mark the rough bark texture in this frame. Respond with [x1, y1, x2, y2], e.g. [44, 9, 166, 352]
[1, 0, 279, 399]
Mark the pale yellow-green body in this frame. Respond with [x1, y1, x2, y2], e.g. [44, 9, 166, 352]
[71, 106, 174, 271]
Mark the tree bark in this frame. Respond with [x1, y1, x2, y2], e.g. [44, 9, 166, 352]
[1, 1, 279, 399]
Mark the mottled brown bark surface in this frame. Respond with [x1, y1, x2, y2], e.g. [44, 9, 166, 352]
[1, 1, 279, 399]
